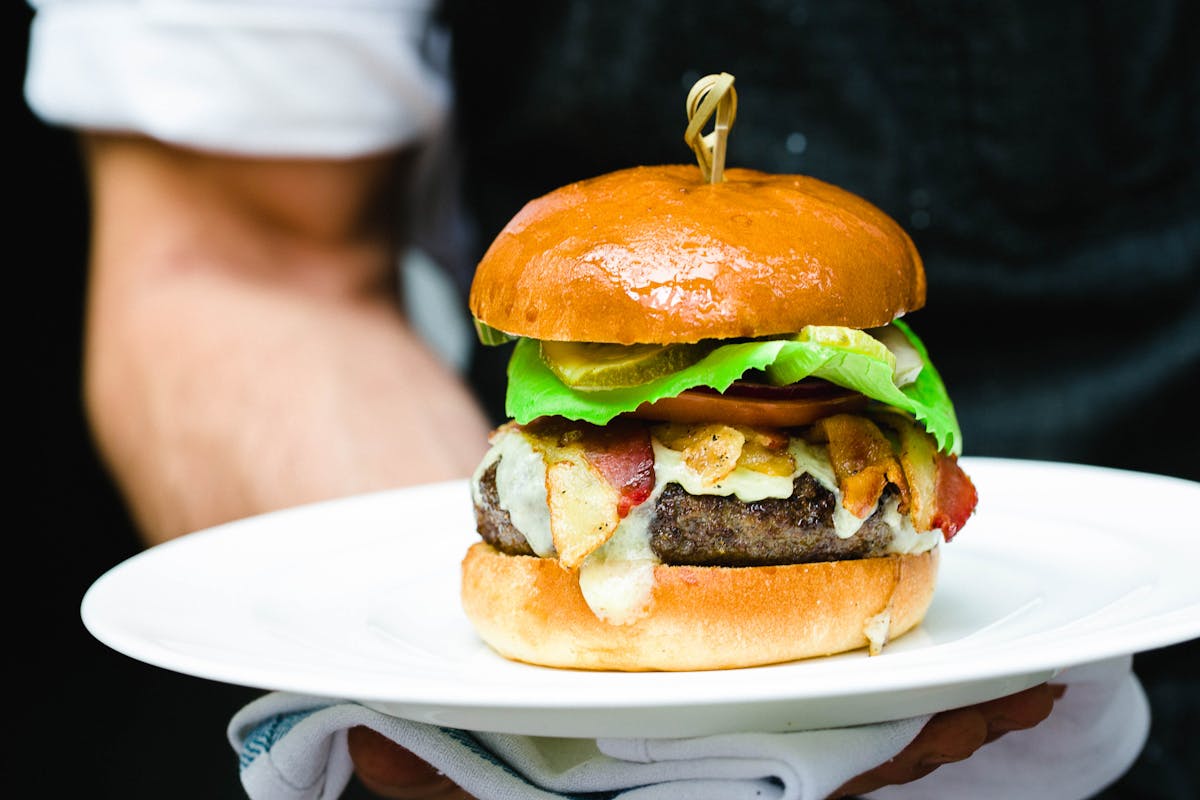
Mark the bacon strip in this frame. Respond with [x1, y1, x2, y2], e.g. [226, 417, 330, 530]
[518, 418, 656, 568]
[931, 451, 977, 541]
[878, 412, 977, 540]
[577, 419, 656, 518]
[808, 415, 910, 519]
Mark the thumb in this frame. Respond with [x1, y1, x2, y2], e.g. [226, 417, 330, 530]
[347, 726, 474, 799]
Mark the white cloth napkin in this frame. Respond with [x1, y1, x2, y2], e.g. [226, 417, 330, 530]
[229, 697, 926, 800]
[227, 656, 1144, 800]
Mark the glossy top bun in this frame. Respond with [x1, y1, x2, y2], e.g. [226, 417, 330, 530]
[469, 165, 926, 344]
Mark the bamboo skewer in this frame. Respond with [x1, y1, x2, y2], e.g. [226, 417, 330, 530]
[684, 72, 738, 183]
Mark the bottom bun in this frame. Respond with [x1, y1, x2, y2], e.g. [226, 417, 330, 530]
[460, 542, 939, 671]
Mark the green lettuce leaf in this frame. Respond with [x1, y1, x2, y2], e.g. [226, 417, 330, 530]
[504, 321, 962, 454]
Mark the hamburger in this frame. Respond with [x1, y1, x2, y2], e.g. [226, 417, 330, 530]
[460, 164, 977, 671]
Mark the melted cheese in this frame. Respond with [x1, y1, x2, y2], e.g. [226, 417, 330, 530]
[476, 427, 939, 624]
[483, 429, 555, 557]
[881, 495, 941, 555]
[578, 471, 665, 623]
[651, 439, 793, 500]
[578, 557, 657, 625]
[864, 608, 892, 656]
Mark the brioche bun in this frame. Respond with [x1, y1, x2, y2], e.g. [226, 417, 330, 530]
[461, 542, 938, 672]
[468, 164, 926, 344]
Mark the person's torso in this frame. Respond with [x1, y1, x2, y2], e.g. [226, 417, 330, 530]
[440, 0, 1199, 478]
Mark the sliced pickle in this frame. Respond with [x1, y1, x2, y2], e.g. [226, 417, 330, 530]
[796, 325, 897, 369]
[540, 340, 713, 390]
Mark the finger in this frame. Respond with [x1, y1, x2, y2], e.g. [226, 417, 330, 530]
[906, 705, 991, 770]
[347, 726, 474, 799]
[830, 706, 988, 797]
[827, 681, 1065, 799]
[974, 682, 1059, 743]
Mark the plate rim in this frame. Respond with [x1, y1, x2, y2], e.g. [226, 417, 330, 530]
[79, 457, 1200, 735]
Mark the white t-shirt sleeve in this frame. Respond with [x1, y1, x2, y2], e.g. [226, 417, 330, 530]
[23, 0, 451, 157]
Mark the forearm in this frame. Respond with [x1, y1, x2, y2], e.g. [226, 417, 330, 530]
[82, 135, 490, 545]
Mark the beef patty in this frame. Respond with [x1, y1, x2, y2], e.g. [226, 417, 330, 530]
[473, 460, 901, 566]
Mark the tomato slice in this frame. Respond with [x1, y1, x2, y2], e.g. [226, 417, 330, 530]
[626, 381, 868, 427]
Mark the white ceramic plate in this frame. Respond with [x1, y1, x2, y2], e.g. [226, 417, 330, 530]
[81, 457, 1200, 738]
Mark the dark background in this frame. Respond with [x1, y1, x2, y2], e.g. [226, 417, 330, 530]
[14, 2, 1197, 798]
[13, 4, 268, 796]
